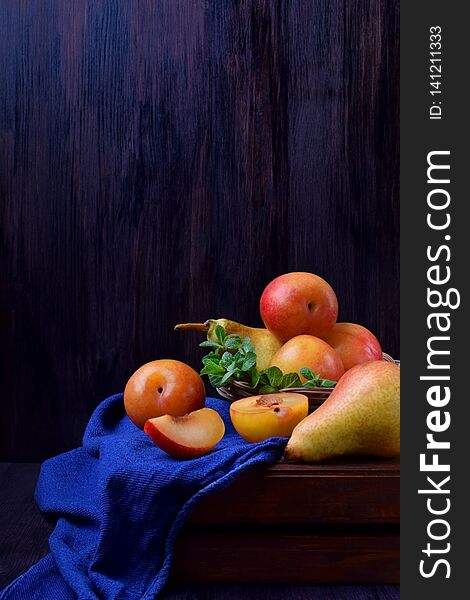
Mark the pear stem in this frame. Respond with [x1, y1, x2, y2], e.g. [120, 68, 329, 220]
[174, 322, 210, 333]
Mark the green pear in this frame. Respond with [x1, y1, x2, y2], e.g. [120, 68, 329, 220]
[175, 318, 283, 371]
[285, 360, 400, 462]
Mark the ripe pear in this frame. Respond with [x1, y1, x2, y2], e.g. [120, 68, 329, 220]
[175, 318, 283, 371]
[285, 360, 400, 462]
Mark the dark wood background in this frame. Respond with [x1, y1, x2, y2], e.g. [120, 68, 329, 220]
[0, 0, 399, 461]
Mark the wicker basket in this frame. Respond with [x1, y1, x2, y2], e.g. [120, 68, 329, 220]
[217, 352, 400, 413]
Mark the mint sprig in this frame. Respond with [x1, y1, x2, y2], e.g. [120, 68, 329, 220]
[199, 327, 337, 393]
[300, 367, 337, 388]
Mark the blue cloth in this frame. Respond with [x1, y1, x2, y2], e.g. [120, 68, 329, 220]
[1, 395, 286, 599]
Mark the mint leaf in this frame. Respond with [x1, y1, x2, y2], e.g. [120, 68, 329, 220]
[242, 337, 254, 353]
[241, 352, 257, 372]
[300, 367, 315, 380]
[302, 380, 320, 388]
[258, 372, 269, 386]
[215, 325, 226, 344]
[208, 374, 225, 387]
[263, 366, 283, 388]
[220, 370, 235, 385]
[200, 360, 225, 375]
[301, 377, 320, 387]
[250, 367, 262, 388]
[202, 353, 221, 365]
[226, 362, 238, 374]
[280, 372, 302, 388]
[220, 351, 234, 367]
[199, 340, 223, 350]
[224, 335, 242, 350]
[319, 378, 337, 388]
[300, 367, 332, 387]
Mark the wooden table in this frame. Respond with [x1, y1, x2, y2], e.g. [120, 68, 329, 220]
[176, 458, 400, 584]
[0, 462, 399, 598]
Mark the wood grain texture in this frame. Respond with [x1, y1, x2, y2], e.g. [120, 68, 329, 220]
[172, 528, 399, 584]
[163, 583, 400, 600]
[0, 1, 399, 460]
[0, 463, 53, 587]
[189, 458, 400, 525]
[0, 462, 400, 594]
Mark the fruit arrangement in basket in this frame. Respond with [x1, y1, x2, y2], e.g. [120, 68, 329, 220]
[124, 272, 400, 463]
[176, 272, 395, 407]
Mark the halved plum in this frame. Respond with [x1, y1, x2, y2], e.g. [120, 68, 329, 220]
[144, 407, 225, 459]
[230, 392, 308, 443]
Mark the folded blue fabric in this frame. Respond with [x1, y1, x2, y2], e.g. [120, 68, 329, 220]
[1, 395, 286, 599]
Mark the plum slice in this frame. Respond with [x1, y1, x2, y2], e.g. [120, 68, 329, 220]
[144, 407, 225, 459]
